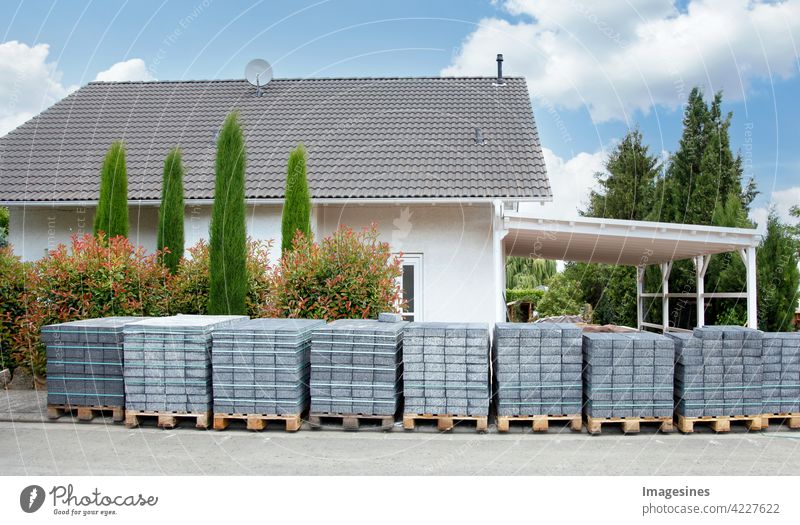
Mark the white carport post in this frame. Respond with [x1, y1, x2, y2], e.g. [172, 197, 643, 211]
[660, 262, 672, 332]
[694, 255, 711, 328]
[636, 266, 645, 330]
[740, 247, 758, 329]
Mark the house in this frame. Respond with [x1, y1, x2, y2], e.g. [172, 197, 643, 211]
[0, 57, 762, 328]
[0, 58, 550, 325]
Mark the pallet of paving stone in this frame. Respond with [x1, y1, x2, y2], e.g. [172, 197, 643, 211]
[42, 316, 146, 412]
[495, 413, 582, 433]
[670, 326, 763, 419]
[585, 415, 673, 435]
[676, 414, 762, 433]
[212, 412, 303, 432]
[760, 413, 800, 430]
[211, 318, 324, 422]
[403, 322, 491, 420]
[762, 332, 800, 418]
[307, 412, 394, 431]
[47, 404, 124, 422]
[582, 332, 675, 423]
[124, 409, 212, 430]
[309, 316, 405, 422]
[123, 315, 248, 417]
[402, 413, 488, 432]
[493, 322, 583, 422]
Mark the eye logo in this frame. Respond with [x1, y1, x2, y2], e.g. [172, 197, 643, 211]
[20, 485, 45, 513]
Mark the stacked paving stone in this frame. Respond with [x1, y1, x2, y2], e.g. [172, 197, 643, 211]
[403, 323, 490, 416]
[583, 332, 674, 418]
[493, 323, 582, 416]
[762, 332, 800, 415]
[309, 315, 405, 416]
[211, 318, 325, 415]
[43, 317, 145, 407]
[670, 326, 763, 417]
[123, 315, 247, 413]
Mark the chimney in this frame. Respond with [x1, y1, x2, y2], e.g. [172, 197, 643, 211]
[496, 53, 505, 85]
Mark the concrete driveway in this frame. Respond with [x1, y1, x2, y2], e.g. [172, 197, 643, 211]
[2, 391, 799, 475]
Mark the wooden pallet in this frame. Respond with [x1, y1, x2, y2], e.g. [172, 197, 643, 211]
[496, 414, 582, 433]
[676, 414, 762, 433]
[760, 413, 800, 430]
[402, 413, 488, 433]
[585, 415, 673, 435]
[213, 413, 302, 432]
[307, 412, 394, 431]
[47, 404, 124, 423]
[124, 410, 211, 430]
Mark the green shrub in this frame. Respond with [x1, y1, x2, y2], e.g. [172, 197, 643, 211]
[157, 147, 185, 274]
[209, 112, 248, 315]
[537, 273, 584, 318]
[93, 141, 129, 239]
[12, 233, 171, 376]
[169, 239, 273, 317]
[264, 225, 402, 320]
[0, 207, 8, 248]
[505, 288, 545, 304]
[0, 247, 26, 369]
[281, 144, 311, 255]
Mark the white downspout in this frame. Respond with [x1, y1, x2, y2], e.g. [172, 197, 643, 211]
[492, 200, 509, 324]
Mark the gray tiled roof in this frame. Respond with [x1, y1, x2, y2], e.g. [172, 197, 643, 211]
[0, 77, 550, 202]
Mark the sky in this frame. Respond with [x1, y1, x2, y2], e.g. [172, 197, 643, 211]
[1, 0, 798, 229]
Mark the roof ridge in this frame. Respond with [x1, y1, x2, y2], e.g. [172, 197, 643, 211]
[87, 76, 525, 85]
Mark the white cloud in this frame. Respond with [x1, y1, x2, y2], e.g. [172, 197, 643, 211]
[518, 146, 605, 219]
[750, 185, 800, 233]
[0, 40, 77, 135]
[444, 0, 800, 122]
[94, 58, 154, 82]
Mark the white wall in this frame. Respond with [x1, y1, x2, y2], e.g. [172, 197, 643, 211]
[7, 202, 499, 325]
[316, 203, 497, 324]
[8, 205, 159, 261]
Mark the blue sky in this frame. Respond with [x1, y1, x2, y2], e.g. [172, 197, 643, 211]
[1, 0, 798, 225]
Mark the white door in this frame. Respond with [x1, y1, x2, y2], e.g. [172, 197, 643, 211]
[397, 254, 423, 321]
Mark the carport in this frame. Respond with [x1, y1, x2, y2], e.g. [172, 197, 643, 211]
[496, 208, 763, 331]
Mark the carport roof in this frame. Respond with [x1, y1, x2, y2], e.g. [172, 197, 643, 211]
[503, 212, 762, 266]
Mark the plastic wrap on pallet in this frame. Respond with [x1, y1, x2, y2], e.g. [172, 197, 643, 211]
[43, 317, 147, 408]
[309, 318, 406, 416]
[493, 323, 582, 417]
[582, 331, 674, 418]
[403, 322, 490, 417]
[211, 318, 325, 415]
[761, 332, 800, 415]
[122, 315, 248, 413]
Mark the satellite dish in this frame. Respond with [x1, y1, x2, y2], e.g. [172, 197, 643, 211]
[245, 58, 272, 97]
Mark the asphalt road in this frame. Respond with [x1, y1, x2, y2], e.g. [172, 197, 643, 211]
[2, 418, 800, 475]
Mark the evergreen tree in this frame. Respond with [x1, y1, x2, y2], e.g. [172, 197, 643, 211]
[584, 129, 660, 220]
[757, 211, 799, 332]
[209, 112, 248, 315]
[157, 147, 185, 274]
[281, 144, 312, 254]
[93, 141, 129, 238]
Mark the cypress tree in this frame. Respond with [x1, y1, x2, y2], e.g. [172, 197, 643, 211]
[93, 141, 129, 238]
[157, 147, 185, 274]
[281, 144, 311, 254]
[209, 112, 248, 315]
[757, 211, 800, 332]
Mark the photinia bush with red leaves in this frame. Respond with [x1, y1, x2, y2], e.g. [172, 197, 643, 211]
[168, 238, 273, 317]
[12, 233, 172, 376]
[0, 246, 27, 370]
[262, 225, 402, 321]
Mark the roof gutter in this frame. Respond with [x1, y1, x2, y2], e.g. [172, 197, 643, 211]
[1, 196, 554, 207]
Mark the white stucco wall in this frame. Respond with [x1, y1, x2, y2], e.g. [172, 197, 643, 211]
[316, 203, 497, 324]
[7, 202, 498, 325]
[7, 205, 159, 261]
